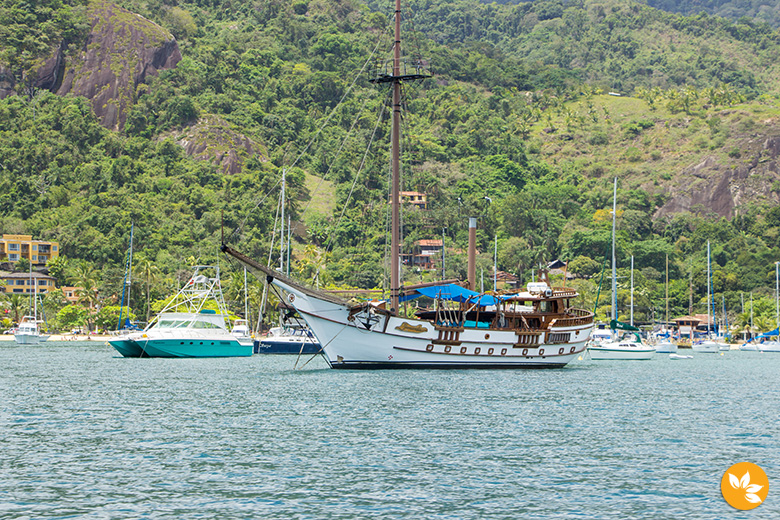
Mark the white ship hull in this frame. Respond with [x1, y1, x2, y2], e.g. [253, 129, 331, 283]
[14, 333, 50, 345]
[279, 282, 591, 369]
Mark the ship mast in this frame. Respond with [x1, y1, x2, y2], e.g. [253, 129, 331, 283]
[390, 0, 402, 314]
[371, 0, 430, 314]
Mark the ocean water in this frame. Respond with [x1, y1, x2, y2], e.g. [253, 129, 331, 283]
[1, 342, 777, 519]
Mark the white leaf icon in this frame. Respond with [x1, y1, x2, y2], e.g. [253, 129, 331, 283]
[740, 471, 751, 488]
[729, 473, 740, 489]
[745, 493, 763, 504]
[745, 484, 763, 493]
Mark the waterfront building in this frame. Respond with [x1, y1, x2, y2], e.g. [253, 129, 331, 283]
[0, 271, 57, 295]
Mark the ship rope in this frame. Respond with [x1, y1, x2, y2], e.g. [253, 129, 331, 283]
[230, 32, 387, 243]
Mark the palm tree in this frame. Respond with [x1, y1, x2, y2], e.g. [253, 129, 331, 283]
[68, 261, 99, 309]
[8, 294, 24, 324]
[134, 258, 160, 322]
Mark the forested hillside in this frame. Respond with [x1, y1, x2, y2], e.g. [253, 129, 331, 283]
[2, 0, 780, 332]
[645, 0, 780, 28]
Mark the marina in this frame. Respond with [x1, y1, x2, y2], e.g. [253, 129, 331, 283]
[1, 341, 778, 519]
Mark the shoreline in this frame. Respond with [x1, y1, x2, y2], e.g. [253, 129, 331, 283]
[0, 334, 112, 342]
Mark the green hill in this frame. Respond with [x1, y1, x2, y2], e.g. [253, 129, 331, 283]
[2, 0, 780, 330]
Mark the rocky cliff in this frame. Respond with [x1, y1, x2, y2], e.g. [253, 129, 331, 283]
[654, 123, 780, 219]
[4, 0, 181, 131]
[63, 0, 181, 130]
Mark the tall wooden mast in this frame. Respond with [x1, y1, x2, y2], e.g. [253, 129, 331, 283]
[370, 0, 430, 314]
[390, 0, 402, 313]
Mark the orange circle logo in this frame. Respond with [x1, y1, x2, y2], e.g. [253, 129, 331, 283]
[721, 462, 768, 510]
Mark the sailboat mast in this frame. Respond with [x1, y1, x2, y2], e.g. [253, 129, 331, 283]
[630, 255, 634, 327]
[30, 260, 35, 320]
[665, 254, 669, 327]
[707, 241, 711, 337]
[611, 177, 617, 324]
[775, 262, 780, 328]
[118, 223, 134, 330]
[280, 169, 285, 274]
[389, 0, 402, 313]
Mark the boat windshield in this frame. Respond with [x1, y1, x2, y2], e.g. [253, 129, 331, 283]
[191, 321, 225, 330]
[153, 319, 191, 329]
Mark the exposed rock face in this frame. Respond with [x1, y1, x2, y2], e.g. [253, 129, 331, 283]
[174, 116, 269, 175]
[654, 134, 780, 219]
[0, 0, 181, 130]
[60, 0, 182, 130]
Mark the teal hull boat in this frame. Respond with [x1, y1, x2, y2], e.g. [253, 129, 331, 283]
[110, 265, 254, 358]
[109, 337, 147, 357]
[139, 337, 251, 358]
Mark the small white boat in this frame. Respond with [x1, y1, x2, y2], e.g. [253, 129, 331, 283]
[231, 318, 254, 347]
[758, 340, 780, 353]
[669, 353, 693, 360]
[14, 263, 49, 345]
[692, 340, 719, 353]
[654, 340, 677, 354]
[14, 315, 50, 345]
[739, 342, 759, 351]
[255, 325, 321, 354]
[589, 338, 655, 360]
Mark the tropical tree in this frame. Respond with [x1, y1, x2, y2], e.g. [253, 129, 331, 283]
[7, 293, 24, 323]
[134, 257, 160, 322]
[15, 257, 30, 273]
[56, 304, 88, 332]
[95, 305, 135, 331]
[68, 260, 99, 309]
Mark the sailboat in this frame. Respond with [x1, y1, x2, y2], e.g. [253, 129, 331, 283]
[754, 261, 780, 352]
[14, 262, 50, 345]
[108, 265, 253, 358]
[653, 254, 677, 353]
[692, 241, 719, 353]
[587, 178, 654, 360]
[224, 1, 594, 368]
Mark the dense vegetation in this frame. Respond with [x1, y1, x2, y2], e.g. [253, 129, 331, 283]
[645, 0, 780, 28]
[2, 0, 780, 335]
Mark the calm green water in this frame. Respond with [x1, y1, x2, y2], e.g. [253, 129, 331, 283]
[1, 342, 778, 519]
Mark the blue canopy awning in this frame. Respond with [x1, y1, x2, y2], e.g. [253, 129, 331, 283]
[400, 283, 500, 307]
[747, 327, 779, 343]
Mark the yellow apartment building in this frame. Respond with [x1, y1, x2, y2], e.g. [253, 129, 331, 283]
[0, 234, 60, 266]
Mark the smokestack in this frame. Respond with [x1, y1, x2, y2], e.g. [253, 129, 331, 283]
[468, 217, 476, 291]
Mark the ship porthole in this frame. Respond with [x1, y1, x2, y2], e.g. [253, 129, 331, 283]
[475, 347, 481, 354]
[445, 346, 451, 353]
[460, 346, 467, 354]
[426, 344, 434, 352]
[484, 334, 490, 340]
[501, 348, 507, 356]
[522, 348, 528, 356]
[488, 348, 494, 355]
[539, 348, 545, 356]
[559, 347, 564, 355]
